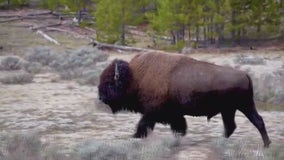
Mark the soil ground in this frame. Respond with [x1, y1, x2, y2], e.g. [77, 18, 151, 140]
[0, 71, 283, 159]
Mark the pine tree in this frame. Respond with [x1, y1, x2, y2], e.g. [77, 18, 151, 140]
[1, 0, 30, 8]
[148, 0, 188, 45]
[62, 0, 94, 24]
[40, 0, 63, 10]
[95, 0, 138, 45]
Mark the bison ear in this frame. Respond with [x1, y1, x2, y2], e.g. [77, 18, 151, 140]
[111, 59, 132, 89]
[114, 62, 119, 83]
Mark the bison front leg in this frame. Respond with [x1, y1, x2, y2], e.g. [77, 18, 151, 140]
[170, 116, 187, 136]
[133, 115, 155, 138]
[221, 110, 237, 138]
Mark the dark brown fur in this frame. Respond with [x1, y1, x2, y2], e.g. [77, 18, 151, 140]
[98, 52, 271, 147]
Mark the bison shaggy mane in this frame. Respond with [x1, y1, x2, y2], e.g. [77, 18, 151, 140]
[98, 52, 271, 147]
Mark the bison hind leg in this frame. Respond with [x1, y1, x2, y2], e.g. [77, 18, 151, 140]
[170, 116, 187, 136]
[239, 104, 271, 147]
[221, 110, 237, 138]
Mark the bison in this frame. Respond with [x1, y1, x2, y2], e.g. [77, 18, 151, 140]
[98, 52, 271, 147]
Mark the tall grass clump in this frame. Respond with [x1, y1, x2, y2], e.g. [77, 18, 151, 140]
[0, 70, 34, 84]
[0, 56, 24, 70]
[0, 56, 34, 84]
[50, 47, 108, 83]
[76, 136, 180, 160]
[234, 55, 266, 65]
[0, 132, 73, 160]
[0, 133, 180, 160]
[0, 132, 43, 160]
[26, 47, 59, 66]
[214, 137, 284, 160]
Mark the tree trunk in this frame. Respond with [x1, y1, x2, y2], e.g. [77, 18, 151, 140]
[177, 25, 185, 42]
[207, 24, 210, 42]
[210, 16, 214, 44]
[171, 31, 176, 45]
[121, 23, 126, 45]
[236, 29, 241, 44]
[120, 6, 126, 45]
[204, 26, 207, 41]
[257, 24, 261, 33]
[78, 10, 82, 24]
[188, 26, 191, 45]
[215, 22, 224, 47]
[231, 10, 236, 42]
[196, 25, 199, 43]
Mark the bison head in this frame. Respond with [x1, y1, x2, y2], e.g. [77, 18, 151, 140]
[98, 59, 132, 113]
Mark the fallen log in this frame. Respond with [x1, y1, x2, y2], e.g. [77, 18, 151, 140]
[0, 11, 52, 18]
[84, 27, 97, 34]
[0, 15, 57, 23]
[0, 14, 21, 18]
[7, 24, 34, 28]
[0, 17, 24, 23]
[45, 27, 87, 39]
[26, 11, 52, 17]
[91, 40, 163, 53]
[31, 22, 62, 30]
[36, 30, 60, 45]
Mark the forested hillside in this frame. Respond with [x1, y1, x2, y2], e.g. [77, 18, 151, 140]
[1, 0, 283, 48]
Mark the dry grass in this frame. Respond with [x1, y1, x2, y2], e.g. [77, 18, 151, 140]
[0, 56, 34, 84]
[215, 138, 284, 160]
[0, 132, 180, 160]
[24, 46, 109, 85]
[0, 70, 33, 84]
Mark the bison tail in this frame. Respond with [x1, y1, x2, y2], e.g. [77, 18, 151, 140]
[238, 74, 255, 112]
[246, 74, 254, 100]
[241, 74, 256, 110]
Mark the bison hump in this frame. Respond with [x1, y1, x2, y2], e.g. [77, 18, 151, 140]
[129, 53, 183, 109]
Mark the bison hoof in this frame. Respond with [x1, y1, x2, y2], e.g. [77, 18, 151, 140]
[172, 130, 186, 137]
[133, 133, 147, 138]
[173, 133, 186, 137]
[264, 140, 271, 148]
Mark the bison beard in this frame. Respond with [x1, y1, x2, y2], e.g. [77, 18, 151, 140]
[98, 52, 271, 147]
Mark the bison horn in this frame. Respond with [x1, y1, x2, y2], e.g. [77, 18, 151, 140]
[114, 62, 119, 81]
